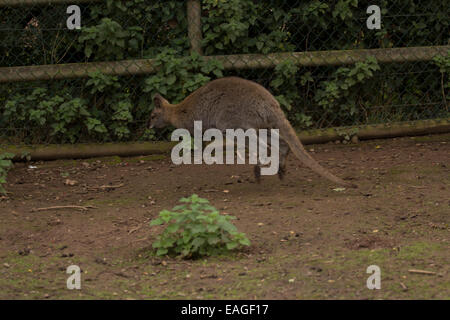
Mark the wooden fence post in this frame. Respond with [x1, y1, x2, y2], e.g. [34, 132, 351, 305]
[187, 0, 203, 55]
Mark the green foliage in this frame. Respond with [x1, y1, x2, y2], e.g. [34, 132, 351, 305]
[1, 0, 448, 143]
[86, 71, 121, 94]
[0, 153, 14, 195]
[89, 0, 189, 56]
[433, 51, 450, 109]
[270, 59, 313, 128]
[1, 71, 139, 143]
[86, 71, 134, 141]
[2, 87, 107, 143]
[78, 18, 143, 60]
[336, 127, 360, 142]
[143, 49, 224, 105]
[202, 0, 294, 55]
[150, 194, 250, 258]
[433, 51, 450, 74]
[315, 57, 381, 117]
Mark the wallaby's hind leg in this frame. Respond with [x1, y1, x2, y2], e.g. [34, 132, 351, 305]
[253, 139, 289, 182]
[278, 139, 290, 180]
[254, 165, 261, 183]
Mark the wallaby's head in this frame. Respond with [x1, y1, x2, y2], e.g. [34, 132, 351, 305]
[148, 94, 170, 129]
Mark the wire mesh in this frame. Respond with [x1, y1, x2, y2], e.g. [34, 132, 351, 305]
[0, 0, 449, 144]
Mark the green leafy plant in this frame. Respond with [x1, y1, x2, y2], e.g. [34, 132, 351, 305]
[150, 194, 250, 258]
[78, 18, 143, 60]
[89, 0, 189, 56]
[315, 57, 380, 119]
[0, 153, 14, 195]
[202, 0, 294, 55]
[2, 87, 108, 143]
[270, 59, 313, 128]
[86, 71, 134, 141]
[143, 49, 224, 105]
[336, 127, 360, 142]
[1, 0, 448, 143]
[433, 51, 450, 112]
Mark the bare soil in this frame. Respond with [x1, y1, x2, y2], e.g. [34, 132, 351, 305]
[0, 134, 449, 299]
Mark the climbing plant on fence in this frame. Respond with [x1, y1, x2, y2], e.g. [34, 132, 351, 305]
[0, 0, 449, 144]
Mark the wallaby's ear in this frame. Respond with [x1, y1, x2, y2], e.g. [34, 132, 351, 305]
[153, 93, 164, 109]
[154, 93, 171, 109]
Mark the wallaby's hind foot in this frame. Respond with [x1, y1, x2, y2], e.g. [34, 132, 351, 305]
[254, 165, 261, 183]
[278, 166, 286, 180]
[278, 140, 290, 181]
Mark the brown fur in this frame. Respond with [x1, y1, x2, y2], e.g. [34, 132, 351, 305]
[148, 77, 357, 188]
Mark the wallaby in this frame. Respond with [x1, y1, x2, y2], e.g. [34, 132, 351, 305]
[148, 77, 357, 188]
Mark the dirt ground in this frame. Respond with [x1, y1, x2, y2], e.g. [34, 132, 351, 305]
[0, 134, 449, 300]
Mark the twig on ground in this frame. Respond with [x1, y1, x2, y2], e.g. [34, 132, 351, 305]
[31, 205, 97, 212]
[408, 269, 436, 275]
[129, 218, 151, 234]
[132, 237, 149, 242]
[128, 226, 142, 234]
[399, 282, 408, 291]
[88, 183, 124, 191]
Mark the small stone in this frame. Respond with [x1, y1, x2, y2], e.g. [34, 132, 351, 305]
[64, 179, 78, 186]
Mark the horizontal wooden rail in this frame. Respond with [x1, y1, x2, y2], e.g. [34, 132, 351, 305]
[0, 0, 102, 6]
[0, 60, 158, 83]
[0, 46, 448, 83]
[213, 45, 450, 69]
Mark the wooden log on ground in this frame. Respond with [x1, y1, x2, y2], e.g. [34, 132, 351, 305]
[298, 118, 450, 144]
[2, 118, 449, 161]
[1, 141, 176, 161]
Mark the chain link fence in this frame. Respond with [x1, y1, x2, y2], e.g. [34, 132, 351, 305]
[0, 0, 449, 145]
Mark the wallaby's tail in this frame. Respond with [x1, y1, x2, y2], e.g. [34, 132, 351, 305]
[276, 116, 357, 188]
